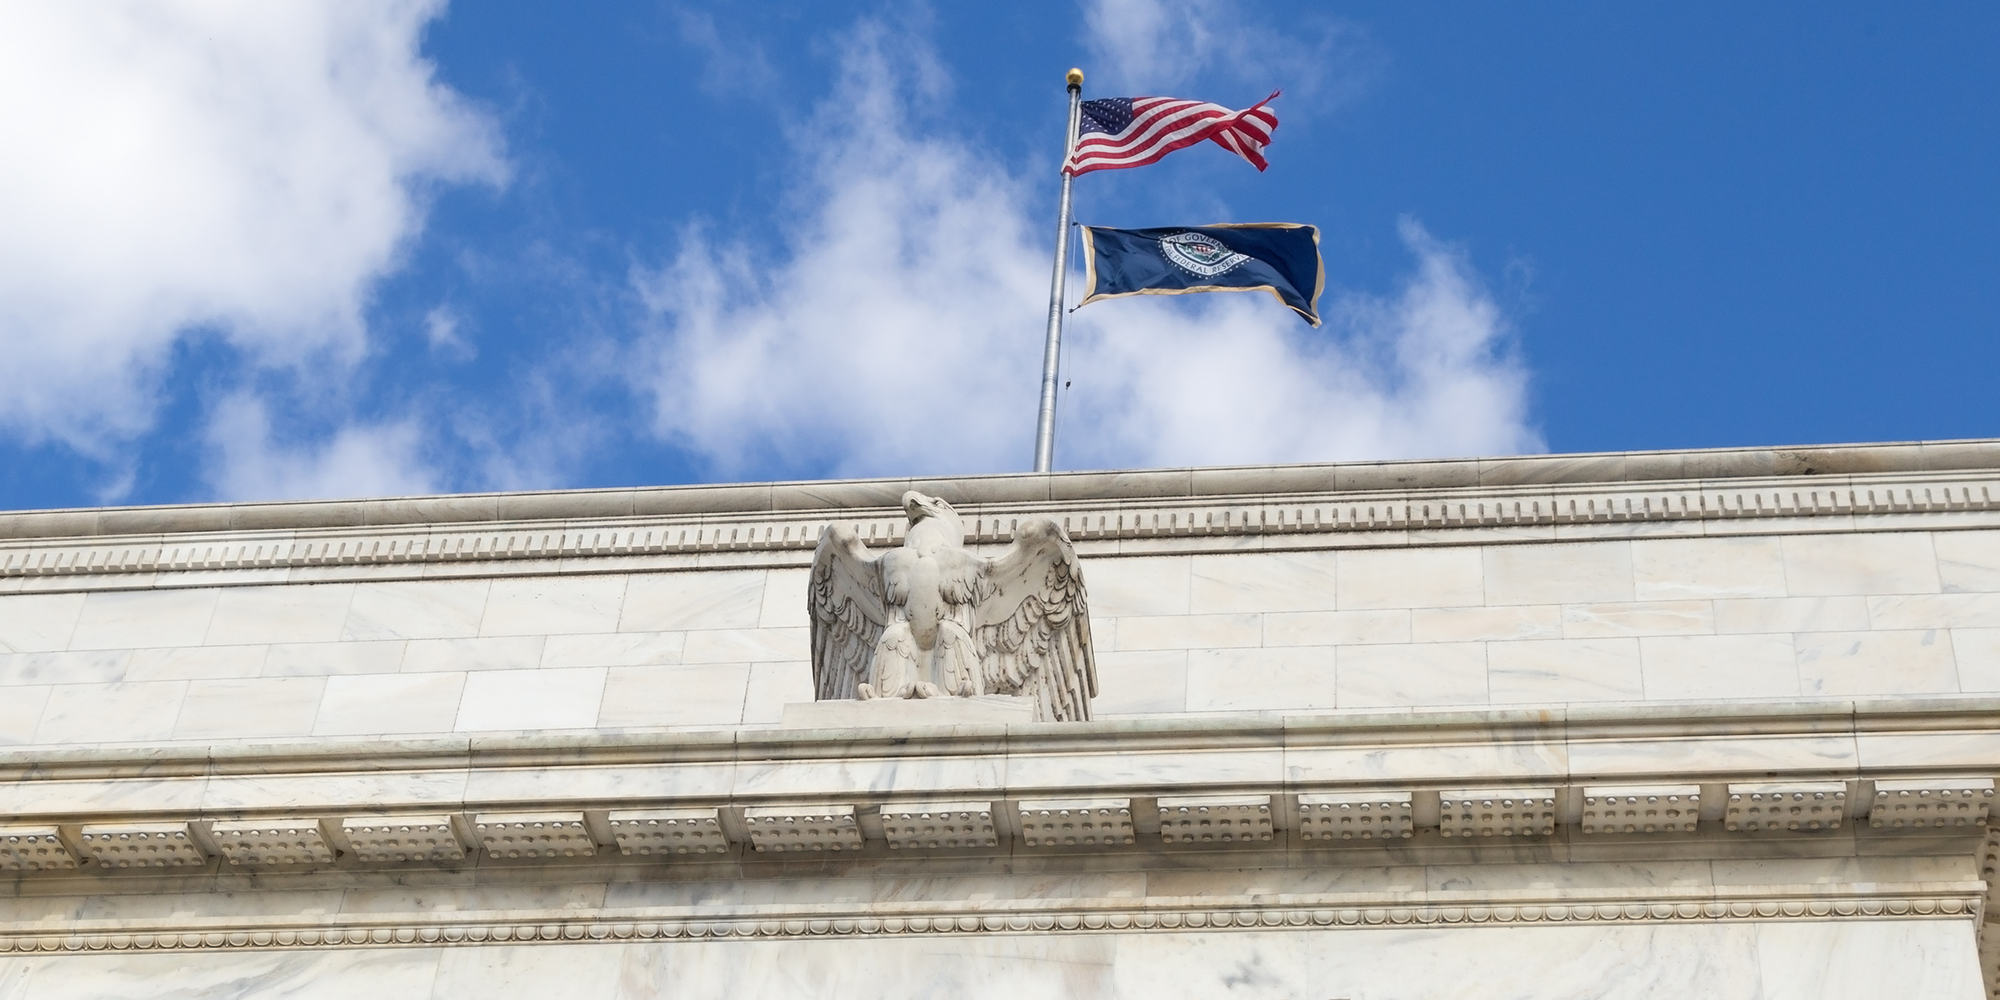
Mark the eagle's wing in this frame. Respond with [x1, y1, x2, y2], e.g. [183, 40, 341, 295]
[974, 517, 1097, 721]
[809, 524, 888, 701]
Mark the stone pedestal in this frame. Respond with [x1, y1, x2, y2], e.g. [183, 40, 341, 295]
[780, 695, 1034, 728]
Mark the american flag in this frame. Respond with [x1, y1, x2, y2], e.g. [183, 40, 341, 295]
[1064, 91, 1280, 176]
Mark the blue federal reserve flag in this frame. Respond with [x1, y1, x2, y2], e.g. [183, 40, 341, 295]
[1078, 223, 1324, 326]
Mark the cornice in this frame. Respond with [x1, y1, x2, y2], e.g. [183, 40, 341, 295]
[0, 698, 1993, 876]
[7, 438, 1998, 540]
[0, 884, 1979, 954]
[5, 460, 2000, 592]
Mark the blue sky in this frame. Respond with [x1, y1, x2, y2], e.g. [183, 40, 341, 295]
[0, 2, 1995, 509]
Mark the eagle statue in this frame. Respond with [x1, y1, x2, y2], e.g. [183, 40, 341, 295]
[808, 491, 1097, 722]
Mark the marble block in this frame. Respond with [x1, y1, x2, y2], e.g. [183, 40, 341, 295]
[780, 695, 1033, 729]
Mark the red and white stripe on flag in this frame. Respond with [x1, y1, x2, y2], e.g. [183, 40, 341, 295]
[1064, 91, 1279, 176]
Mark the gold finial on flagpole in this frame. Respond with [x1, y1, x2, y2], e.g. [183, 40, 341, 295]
[1066, 68, 1083, 88]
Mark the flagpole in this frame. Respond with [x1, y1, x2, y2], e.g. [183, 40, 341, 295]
[1033, 68, 1084, 474]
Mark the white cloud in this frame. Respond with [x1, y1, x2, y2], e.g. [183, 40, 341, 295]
[635, 24, 1043, 479]
[425, 303, 473, 359]
[635, 25, 1538, 479]
[1080, 0, 1375, 105]
[203, 394, 438, 501]
[1060, 220, 1540, 469]
[0, 0, 504, 451]
[1082, 0, 1222, 93]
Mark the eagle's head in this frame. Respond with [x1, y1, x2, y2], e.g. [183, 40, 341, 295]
[901, 490, 965, 552]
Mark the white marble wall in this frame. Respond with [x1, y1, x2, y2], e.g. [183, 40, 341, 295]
[0, 530, 1995, 746]
[1092, 531, 1990, 715]
[0, 919, 1981, 999]
[0, 569, 812, 747]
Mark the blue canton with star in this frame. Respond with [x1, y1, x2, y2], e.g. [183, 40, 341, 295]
[1077, 98, 1134, 136]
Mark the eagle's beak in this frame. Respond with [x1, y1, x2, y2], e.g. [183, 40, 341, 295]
[902, 491, 928, 522]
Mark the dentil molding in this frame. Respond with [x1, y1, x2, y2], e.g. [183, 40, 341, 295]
[0, 884, 1981, 955]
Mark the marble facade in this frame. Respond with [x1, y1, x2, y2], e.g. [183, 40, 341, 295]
[2, 440, 2000, 997]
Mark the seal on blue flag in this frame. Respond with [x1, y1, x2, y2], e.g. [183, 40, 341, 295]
[1077, 223, 1324, 326]
[1158, 232, 1251, 277]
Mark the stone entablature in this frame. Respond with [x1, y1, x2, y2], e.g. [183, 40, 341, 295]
[0, 699, 1990, 974]
[4, 441, 2000, 997]
[1, 698, 1993, 867]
